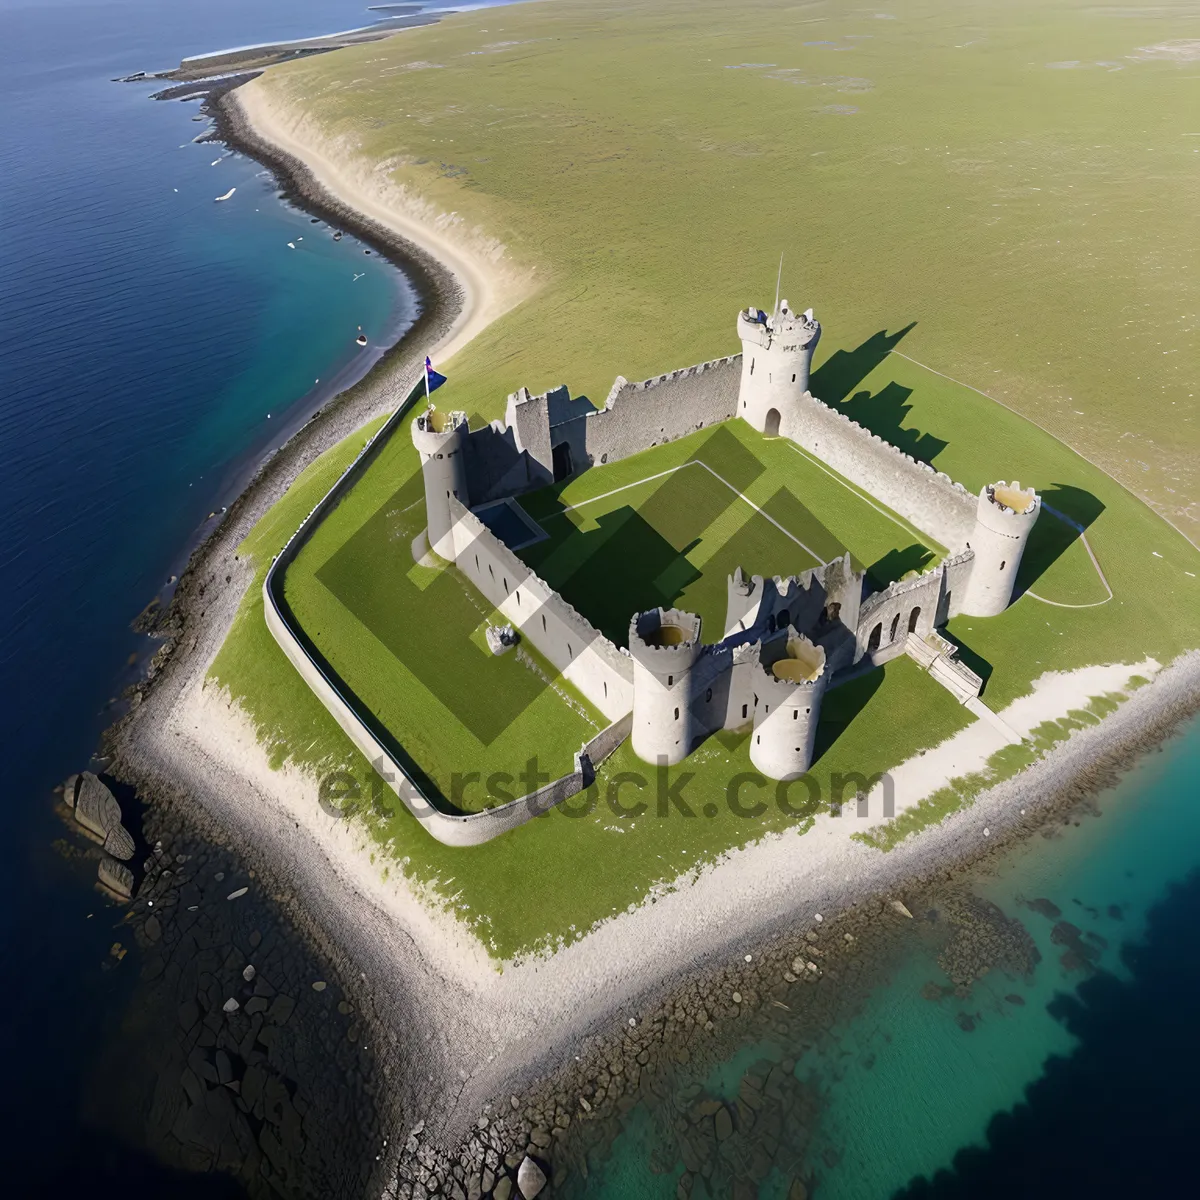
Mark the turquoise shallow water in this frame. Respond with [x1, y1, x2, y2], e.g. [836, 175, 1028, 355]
[573, 714, 1200, 1198]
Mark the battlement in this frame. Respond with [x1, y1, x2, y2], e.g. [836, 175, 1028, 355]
[985, 480, 1039, 517]
[737, 300, 821, 350]
[860, 565, 943, 620]
[600, 354, 742, 411]
[629, 608, 704, 674]
[414, 406, 467, 438]
[807, 393, 976, 504]
[765, 630, 827, 686]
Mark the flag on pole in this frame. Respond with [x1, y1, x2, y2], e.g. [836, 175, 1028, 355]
[424, 355, 447, 395]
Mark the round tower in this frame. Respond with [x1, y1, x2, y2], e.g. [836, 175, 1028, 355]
[960, 481, 1041, 617]
[628, 608, 704, 766]
[736, 300, 821, 436]
[411, 406, 470, 562]
[750, 631, 828, 781]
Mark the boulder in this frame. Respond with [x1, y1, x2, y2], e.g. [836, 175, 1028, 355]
[713, 1105, 734, 1142]
[98, 857, 133, 899]
[75, 773, 122, 839]
[493, 1177, 513, 1200]
[62, 774, 80, 808]
[516, 1157, 546, 1199]
[104, 822, 136, 861]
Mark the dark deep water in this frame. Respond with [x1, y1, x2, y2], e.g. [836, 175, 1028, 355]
[895, 871, 1200, 1200]
[0, 1, 418, 1193]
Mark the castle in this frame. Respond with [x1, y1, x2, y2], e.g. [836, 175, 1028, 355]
[411, 300, 1041, 787]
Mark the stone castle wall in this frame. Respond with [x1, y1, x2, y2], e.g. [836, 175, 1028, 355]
[854, 546, 978, 662]
[547, 356, 742, 472]
[941, 549, 976, 622]
[448, 497, 634, 721]
[472, 348, 977, 555]
[857, 566, 946, 663]
[781, 392, 978, 550]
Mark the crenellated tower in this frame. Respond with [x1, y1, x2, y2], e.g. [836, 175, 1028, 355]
[411, 406, 470, 562]
[960, 481, 1041, 617]
[750, 631, 828, 781]
[736, 300, 821, 435]
[628, 608, 704, 766]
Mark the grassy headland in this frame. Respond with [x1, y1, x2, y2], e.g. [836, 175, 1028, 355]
[208, 0, 1200, 955]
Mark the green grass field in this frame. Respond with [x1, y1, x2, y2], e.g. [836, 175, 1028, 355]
[288, 433, 604, 812]
[207, 0, 1200, 956]
[518, 420, 943, 644]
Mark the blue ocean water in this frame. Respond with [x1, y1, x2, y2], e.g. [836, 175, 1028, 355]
[0, 0, 417, 1182]
[575, 714, 1200, 1198]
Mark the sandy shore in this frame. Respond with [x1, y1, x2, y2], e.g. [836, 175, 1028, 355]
[110, 68, 1200, 1187]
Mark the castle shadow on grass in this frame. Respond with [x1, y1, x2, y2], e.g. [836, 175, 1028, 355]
[520, 426, 850, 646]
[1015, 483, 1106, 598]
[811, 323, 948, 466]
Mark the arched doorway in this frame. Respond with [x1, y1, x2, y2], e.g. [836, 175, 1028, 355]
[763, 408, 781, 438]
[551, 441, 572, 482]
[867, 622, 882, 653]
[889, 612, 900, 643]
[908, 606, 921, 634]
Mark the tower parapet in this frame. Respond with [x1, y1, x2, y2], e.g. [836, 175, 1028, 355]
[628, 608, 704, 765]
[750, 631, 828, 781]
[960, 481, 1041, 617]
[412, 406, 470, 562]
[736, 300, 821, 435]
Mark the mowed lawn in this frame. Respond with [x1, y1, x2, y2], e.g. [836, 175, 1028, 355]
[281, 427, 605, 812]
[518, 421, 941, 644]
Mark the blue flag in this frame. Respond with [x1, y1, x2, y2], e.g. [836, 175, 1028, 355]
[425, 355, 447, 394]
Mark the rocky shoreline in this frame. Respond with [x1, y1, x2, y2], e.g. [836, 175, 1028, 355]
[83, 76, 466, 1197]
[385, 654, 1200, 1199]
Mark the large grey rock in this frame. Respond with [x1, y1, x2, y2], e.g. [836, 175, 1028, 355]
[713, 1105, 734, 1142]
[104, 822, 136, 861]
[517, 1157, 546, 1199]
[75, 773, 121, 839]
[98, 857, 134, 899]
[62, 774, 80, 808]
